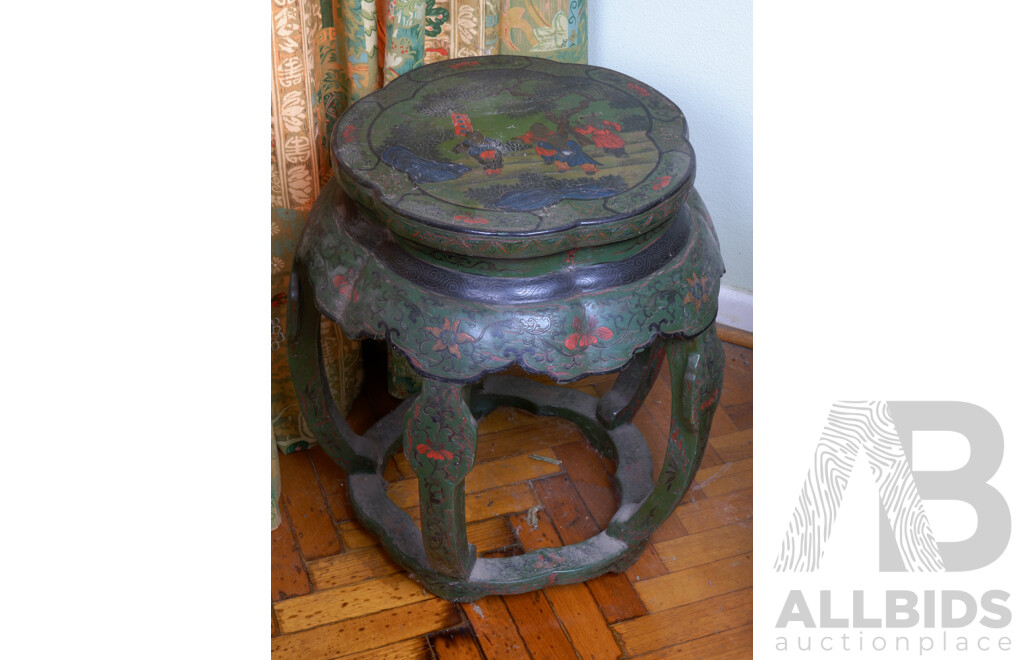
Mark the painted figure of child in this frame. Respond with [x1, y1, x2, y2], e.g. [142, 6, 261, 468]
[453, 130, 508, 174]
[574, 114, 627, 158]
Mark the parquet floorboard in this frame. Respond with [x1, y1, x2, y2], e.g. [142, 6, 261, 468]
[307, 544, 403, 590]
[461, 597, 529, 658]
[711, 428, 753, 463]
[278, 449, 342, 560]
[271, 339, 753, 658]
[633, 553, 754, 612]
[308, 445, 355, 522]
[532, 474, 648, 624]
[273, 573, 439, 633]
[676, 487, 754, 535]
[612, 589, 753, 656]
[271, 506, 311, 602]
[431, 628, 485, 659]
[341, 636, 432, 659]
[269, 599, 460, 659]
[655, 520, 754, 573]
[623, 543, 669, 583]
[502, 590, 577, 659]
[509, 507, 623, 658]
[402, 482, 541, 527]
[635, 624, 753, 659]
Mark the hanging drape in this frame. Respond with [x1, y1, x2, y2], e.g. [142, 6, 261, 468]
[272, 0, 588, 212]
[271, 0, 589, 522]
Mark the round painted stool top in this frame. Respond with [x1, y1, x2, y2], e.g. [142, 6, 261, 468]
[331, 56, 695, 259]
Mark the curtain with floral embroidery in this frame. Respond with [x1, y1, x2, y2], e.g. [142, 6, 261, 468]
[270, 0, 588, 523]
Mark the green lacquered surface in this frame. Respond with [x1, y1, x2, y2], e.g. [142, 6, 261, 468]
[393, 218, 674, 278]
[297, 178, 722, 384]
[332, 56, 694, 258]
[290, 56, 727, 601]
[287, 303, 722, 600]
[607, 330, 724, 545]
[404, 380, 478, 578]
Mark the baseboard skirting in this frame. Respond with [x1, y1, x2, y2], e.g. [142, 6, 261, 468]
[717, 323, 752, 349]
[717, 284, 752, 341]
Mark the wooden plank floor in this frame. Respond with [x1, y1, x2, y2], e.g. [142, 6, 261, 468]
[272, 338, 753, 659]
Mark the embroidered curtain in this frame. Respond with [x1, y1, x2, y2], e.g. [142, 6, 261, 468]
[272, 0, 588, 212]
[270, 1, 589, 520]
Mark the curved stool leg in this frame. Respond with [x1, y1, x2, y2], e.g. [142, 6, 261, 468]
[597, 338, 667, 429]
[607, 328, 725, 545]
[289, 278, 723, 599]
[286, 264, 376, 473]
[404, 379, 478, 578]
[330, 333, 721, 601]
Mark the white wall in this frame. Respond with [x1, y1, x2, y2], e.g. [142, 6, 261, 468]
[588, 1, 753, 295]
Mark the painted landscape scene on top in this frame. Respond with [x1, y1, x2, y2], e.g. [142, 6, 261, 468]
[335, 57, 692, 237]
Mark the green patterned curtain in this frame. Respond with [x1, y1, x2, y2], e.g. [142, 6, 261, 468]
[270, 0, 588, 523]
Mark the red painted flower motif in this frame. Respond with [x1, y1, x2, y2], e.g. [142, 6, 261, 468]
[342, 125, 356, 143]
[425, 317, 475, 358]
[628, 82, 651, 97]
[564, 315, 613, 350]
[683, 274, 711, 311]
[652, 175, 671, 191]
[333, 272, 353, 298]
[416, 443, 454, 460]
